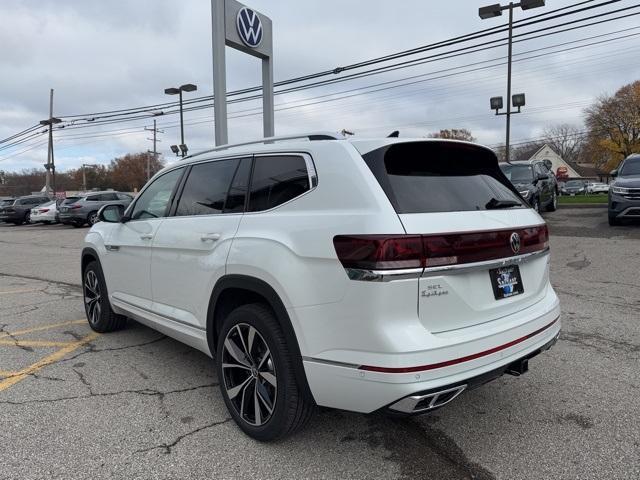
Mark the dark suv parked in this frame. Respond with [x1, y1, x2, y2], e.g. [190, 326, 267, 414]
[608, 154, 640, 225]
[0, 195, 50, 225]
[58, 191, 133, 227]
[499, 161, 557, 212]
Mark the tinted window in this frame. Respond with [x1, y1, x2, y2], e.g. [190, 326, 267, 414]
[501, 165, 534, 183]
[86, 195, 100, 202]
[101, 193, 118, 201]
[248, 156, 310, 212]
[62, 197, 82, 205]
[620, 157, 640, 176]
[363, 142, 523, 214]
[224, 158, 251, 213]
[117, 193, 132, 201]
[175, 159, 239, 216]
[131, 168, 183, 220]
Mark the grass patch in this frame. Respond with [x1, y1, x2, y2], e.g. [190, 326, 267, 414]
[558, 194, 608, 204]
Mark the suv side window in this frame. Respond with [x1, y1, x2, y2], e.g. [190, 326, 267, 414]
[101, 193, 119, 201]
[248, 155, 310, 212]
[130, 168, 183, 220]
[117, 193, 132, 201]
[86, 195, 101, 202]
[175, 159, 241, 216]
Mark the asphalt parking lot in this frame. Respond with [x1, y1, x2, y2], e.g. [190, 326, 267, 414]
[0, 209, 639, 480]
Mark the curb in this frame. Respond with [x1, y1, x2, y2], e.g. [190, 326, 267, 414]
[557, 203, 607, 209]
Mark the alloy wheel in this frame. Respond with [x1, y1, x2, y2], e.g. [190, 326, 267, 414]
[88, 213, 98, 225]
[222, 323, 277, 427]
[84, 270, 102, 325]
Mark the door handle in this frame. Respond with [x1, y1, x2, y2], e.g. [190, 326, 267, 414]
[140, 234, 153, 240]
[200, 233, 221, 242]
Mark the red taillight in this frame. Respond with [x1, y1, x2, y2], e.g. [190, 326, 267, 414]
[39, 209, 49, 213]
[333, 235, 423, 270]
[70, 204, 82, 209]
[333, 225, 548, 270]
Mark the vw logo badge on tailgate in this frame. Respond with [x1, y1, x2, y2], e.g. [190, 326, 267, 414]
[236, 7, 263, 48]
[510, 232, 521, 254]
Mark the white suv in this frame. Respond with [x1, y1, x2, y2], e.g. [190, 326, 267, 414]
[82, 133, 560, 441]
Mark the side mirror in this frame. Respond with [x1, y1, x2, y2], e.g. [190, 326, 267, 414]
[98, 204, 125, 223]
[610, 169, 618, 178]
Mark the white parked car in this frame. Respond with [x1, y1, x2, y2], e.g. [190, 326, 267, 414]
[82, 133, 561, 440]
[586, 182, 609, 194]
[30, 200, 59, 224]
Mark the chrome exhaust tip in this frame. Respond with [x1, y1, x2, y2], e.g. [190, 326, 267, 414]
[388, 384, 467, 414]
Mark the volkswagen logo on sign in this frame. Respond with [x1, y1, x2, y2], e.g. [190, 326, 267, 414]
[510, 232, 521, 254]
[236, 7, 263, 48]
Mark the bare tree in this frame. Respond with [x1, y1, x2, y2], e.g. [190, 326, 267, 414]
[541, 124, 584, 164]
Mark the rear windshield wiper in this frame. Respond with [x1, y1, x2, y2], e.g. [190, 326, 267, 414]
[485, 198, 522, 209]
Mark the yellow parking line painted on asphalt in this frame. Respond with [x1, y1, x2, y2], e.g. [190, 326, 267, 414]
[0, 339, 74, 348]
[0, 370, 18, 378]
[0, 332, 99, 392]
[0, 319, 86, 339]
[0, 289, 40, 295]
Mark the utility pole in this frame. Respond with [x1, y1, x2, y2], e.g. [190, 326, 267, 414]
[81, 163, 99, 191]
[40, 89, 62, 196]
[145, 120, 163, 181]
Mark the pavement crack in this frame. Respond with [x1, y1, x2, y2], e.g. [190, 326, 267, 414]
[133, 418, 232, 455]
[560, 330, 640, 355]
[58, 336, 168, 363]
[0, 383, 218, 406]
[0, 322, 34, 352]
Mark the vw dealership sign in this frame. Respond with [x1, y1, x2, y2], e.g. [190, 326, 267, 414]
[236, 7, 263, 48]
[211, 0, 273, 145]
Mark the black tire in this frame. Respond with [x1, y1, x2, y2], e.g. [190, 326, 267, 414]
[216, 303, 315, 441]
[82, 261, 127, 333]
[608, 214, 620, 226]
[546, 191, 557, 212]
[72, 221, 84, 228]
[87, 211, 98, 226]
[24, 211, 31, 224]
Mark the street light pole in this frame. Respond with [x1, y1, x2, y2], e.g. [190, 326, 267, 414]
[505, 4, 513, 163]
[479, 0, 544, 163]
[165, 83, 197, 158]
[39, 88, 62, 197]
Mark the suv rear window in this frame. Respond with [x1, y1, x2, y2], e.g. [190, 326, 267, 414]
[362, 142, 523, 214]
[248, 155, 310, 212]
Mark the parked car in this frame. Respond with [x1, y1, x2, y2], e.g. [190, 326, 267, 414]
[585, 182, 609, 194]
[59, 191, 133, 227]
[0, 195, 50, 225]
[608, 154, 640, 226]
[499, 162, 557, 212]
[30, 200, 60, 224]
[560, 179, 587, 195]
[82, 133, 560, 441]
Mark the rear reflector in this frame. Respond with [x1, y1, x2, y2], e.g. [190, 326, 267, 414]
[359, 316, 559, 373]
[333, 225, 548, 270]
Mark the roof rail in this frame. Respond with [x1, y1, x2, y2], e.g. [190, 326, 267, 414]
[186, 131, 345, 159]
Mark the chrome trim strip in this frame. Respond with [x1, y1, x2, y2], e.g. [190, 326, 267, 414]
[111, 296, 206, 331]
[421, 247, 550, 277]
[619, 207, 640, 217]
[302, 356, 360, 369]
[345, 267, 424, 282]
[345, 247, 550, 282]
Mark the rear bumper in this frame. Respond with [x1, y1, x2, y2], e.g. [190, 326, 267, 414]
[302, 294, 561, 413]
[58, 213, 85, 224]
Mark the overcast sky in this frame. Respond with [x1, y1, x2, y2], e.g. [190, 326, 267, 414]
[1, 0, 639, 173]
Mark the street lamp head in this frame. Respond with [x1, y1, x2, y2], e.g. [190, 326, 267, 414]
[520, 0, 545, 10]
[490, 96, 504, 111]
[512, 93, 526, 107]
[180, 83, 197, 92]
[164, 87, 180, 95]
[179, 144, 188, 154]
[479, 4, 502, 19]
[170, 145, 180, 155]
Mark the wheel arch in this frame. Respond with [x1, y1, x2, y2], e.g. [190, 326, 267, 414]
[207, 274, 313, 399]
[81, 247, 100, 275]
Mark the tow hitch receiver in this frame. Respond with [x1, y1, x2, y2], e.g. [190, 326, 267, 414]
[506, 358, 529, 376]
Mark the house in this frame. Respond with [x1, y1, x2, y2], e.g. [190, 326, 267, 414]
[528, 144, 580, 180]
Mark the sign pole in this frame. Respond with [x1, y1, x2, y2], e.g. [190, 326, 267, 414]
[262, 57, 274, 137]
[212, 0, 229, 146]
